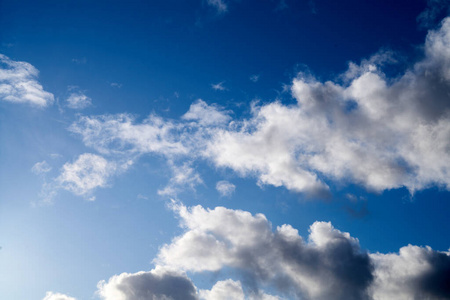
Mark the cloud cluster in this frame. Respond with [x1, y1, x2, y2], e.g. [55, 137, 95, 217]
[93, 203, 449, 300]
[63, 18, 450, 198]
[0, 54, 54, 107]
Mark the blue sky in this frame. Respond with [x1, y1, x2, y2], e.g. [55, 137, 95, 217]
[1, 0, 450, 299]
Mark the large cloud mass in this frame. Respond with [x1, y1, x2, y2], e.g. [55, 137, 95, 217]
[66, 18, 450, 198]
[152, 203, 450, 300]
[95, 203, 449, 300]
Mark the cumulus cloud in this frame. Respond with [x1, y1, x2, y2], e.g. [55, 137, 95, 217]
[199, 279, 244, 300]
[57, 153, 130, 197]
[153, 203, 450, 300]
[205, 17, 450, 194]
[0, 54, 54, 106]
[97, 266, 198, 300]
[32, 160, 52, 174]
[68, 19, 450, 197]
[216, 180, 236, 197]
[42, 291, 77, 300]
[66, 91, 92, 109]
[371, 245, 450, 300]
[156, 203, 374, 300]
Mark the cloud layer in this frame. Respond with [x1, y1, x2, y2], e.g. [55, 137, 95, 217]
[0, 54, 54, 106]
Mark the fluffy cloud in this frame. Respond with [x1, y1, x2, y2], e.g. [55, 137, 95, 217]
[216, 180, 236, 197]
[97, 266, 198, 300]
[371, 245, 450, 300]
[154, 203, 450, 300]
[156, 203, 374, 300]
[42, 292, 76, 300]
[199, 279, 245, 300]
[66, 91, 92, 109]
[67, 18, 450, 197]
[57, 153, 129, 197]
[0, 54, 54, 106]
[183, 100, 231, 126]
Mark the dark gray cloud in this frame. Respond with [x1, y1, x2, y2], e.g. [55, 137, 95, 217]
[97, 267, 198, 300]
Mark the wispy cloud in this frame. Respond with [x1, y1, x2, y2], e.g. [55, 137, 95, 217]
[110, 82, 122, 88]
[417, 0, 450, 28]
[71, 57, 87, 64]
[211, 81, 227, 91]
[0, 54, 54, 107]
[207, 0, 228, 14]
[31, 160, 52, 175]
[250, 74, 260, 82]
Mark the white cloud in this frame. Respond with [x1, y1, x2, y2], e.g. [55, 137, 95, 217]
[57, 153, 126, 197]
[66, 91, 92, 109]
[207, 0, 228, 14]
[42, 291, 77, 300]
[370, 245, 450, 300]
[32, 160, 52, 174]
[211, 81, 227, 91]
[215, 180, 235, 197]
[199, 279, 244, 300]
[69, 114, 187, 156]
[154, 202, 450, 300]
[182, 99, 231, 126]
[68, 18, 450, 196]
[97, 266, 198, 300]
[0, 54, 54, 107]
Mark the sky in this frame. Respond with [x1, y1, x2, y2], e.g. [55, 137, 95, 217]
[1, 0, 450, 299]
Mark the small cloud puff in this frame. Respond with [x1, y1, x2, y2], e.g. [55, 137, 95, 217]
[216, 180, 236, 197]
[66, 88, 92, 109]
